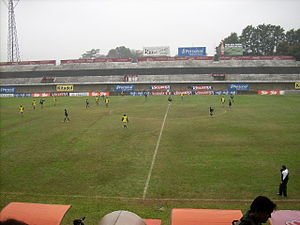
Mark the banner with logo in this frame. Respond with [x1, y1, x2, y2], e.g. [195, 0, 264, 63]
[89, 92, 110, 97]
[151, 85, 170, 90]
[194, 91, 214, 95]
[0, 87, 16, 93]
[130, 91, 150, 96]
[224, 44, 243, 56]
[56, 85, 74, 92]
[114, 85, 135, 91]
[214, 91, 236, 95]
[192, 86, 213, 90]
[32, 93, 51, 97]
[258, 90, 284, 95]
[14, 93, 32, 97]
[0, 94, 14, 97]
[151, 92, 169, 95]
[143, 46, 170, 57]
[69, 92, 89, 97]
[51, 93, 69, 97]
[173, 91, 193, 95]
[178, 47, 206, 56]
[295, 82, 300, 89]
[229, 84, 250, 91]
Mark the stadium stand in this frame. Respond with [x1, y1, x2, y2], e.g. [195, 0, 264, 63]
[0, 57, 299, 95]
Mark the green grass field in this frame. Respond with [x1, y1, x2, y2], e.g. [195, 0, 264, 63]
[1, 95, 300, 224]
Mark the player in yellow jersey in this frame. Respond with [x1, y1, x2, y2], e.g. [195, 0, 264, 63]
[32, 99, 37, 110]
[121, 114, 129, 128]
[19, 105, 24, 117]
[95, 96, 100, 106]
[105, 97, 109, 107]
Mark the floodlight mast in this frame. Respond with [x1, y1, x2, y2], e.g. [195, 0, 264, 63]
[7, 0, 20, 62]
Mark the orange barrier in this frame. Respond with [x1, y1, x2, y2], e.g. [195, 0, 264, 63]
[0, 202, 71, 225]
[144, 219, 162, 225]
[171, 208, 243, 225]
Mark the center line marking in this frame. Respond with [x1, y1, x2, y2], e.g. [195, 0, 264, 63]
[143, 103, 171, 200]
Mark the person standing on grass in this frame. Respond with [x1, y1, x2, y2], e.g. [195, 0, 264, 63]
[221, 96, 225, 106]
[209, 106, 214, 117]
[105, 97, 109, 107]
[85, 99, 89, 109]
[121, 114, 129, 128]
[232, 196, 276, 225]
[40, 99, 45, 109]
[95, 96, 100, 105]
[64, 109, 70, 122]
[278, 165, 289, 197]
[228, 98, 232, 109]
[19, 105, 24, 117]
[32, 99, 36, 110]
[230, 94, 235, 103]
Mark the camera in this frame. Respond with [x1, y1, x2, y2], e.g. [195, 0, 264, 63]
[73, 217, 86, 225]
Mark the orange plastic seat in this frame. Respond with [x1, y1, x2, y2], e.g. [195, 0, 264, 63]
[0, 202, 71, 225]
[171, 208, 243, 225]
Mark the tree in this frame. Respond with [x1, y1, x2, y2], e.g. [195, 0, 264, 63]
[106, 46, 143, 61]
[239, 24, 285, 55]
[223, 32, 240, 44]
[80, 49, 104, 59]
[277, 29, 300, 60]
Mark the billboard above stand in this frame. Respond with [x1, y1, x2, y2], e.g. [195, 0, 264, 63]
[143, 46, 170, 57]
[178, 47, 206, 56]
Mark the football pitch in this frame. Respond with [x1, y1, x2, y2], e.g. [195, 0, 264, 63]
[1, 95, 300, 224]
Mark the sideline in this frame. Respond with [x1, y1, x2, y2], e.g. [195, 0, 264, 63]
[2, 192, 300, 204]
[142, 103, 171, 200]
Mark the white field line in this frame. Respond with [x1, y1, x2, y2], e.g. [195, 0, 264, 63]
[142, 103, 171, 200]
[2, 192, 300, 203]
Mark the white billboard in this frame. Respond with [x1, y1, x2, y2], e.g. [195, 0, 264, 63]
[143, 46, 170, 57]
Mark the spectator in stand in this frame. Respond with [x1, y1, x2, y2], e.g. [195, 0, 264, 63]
[232, 196, 276, 225]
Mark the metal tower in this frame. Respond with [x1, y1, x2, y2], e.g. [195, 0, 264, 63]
[7, 0, 20, 62]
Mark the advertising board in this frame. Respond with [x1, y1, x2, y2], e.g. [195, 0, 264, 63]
[114, 85, 135, 92]
[228, 84, 250, 91]
[192, 86, 213, 90]
[295, 82, 300, 89]
[178, 47, 206, 56]
[143, 46, 170, 57]
[151, 85, 170, 90]
[224, 44, 243, 56]
[56, 85, 74, 92]
[0, 87, 16, 93]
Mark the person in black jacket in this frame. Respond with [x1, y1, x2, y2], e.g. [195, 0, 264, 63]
[278, 165, 289, 197]
[232, 196, 276, 225]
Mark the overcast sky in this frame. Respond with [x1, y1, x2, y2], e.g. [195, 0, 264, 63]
[0, 0, 300, 62]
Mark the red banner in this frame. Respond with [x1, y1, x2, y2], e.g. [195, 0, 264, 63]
[173, 91, 193, 95]
[151, 85, 170, 90]
[0, 60, 56, 66]
[138, 56, 213, 62]
[88, 92, 110, 96]
[194, 91, 214, 95]
[151, 92, 169, 95]
[32, 93, 51, 97]
[192, 86, 213, 90]
[220, 56, 295, 60]
[258, 90, 284, 95]
[60, 58, 132, 64]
